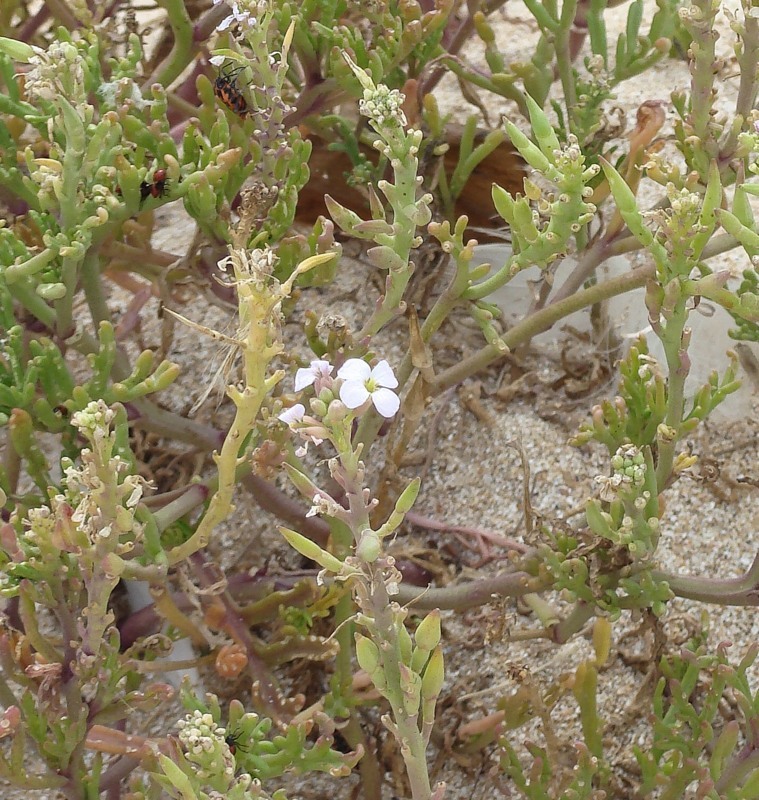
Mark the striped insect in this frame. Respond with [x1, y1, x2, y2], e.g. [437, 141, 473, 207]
[213, 63, 249, 118]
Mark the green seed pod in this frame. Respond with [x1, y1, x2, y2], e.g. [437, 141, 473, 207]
[492, 184, 515, 223]
[395, 477, 421, 515]
[0, 36, 36, 61]
[524, 94, 560, 157]
[398, 621, 413, 665]
[355, 634, 381, 675]
[503, 119, 552, 174]
[592, 617, 612, 666]
[421, 646, 444, 701]
[414, 610, 441, 653]
[324, 195, 365, 236]
[279, 527, 344, 573]
[282, 464, 322, 504]
[601, 159, 654, 247]
[717, 208, 759, 254]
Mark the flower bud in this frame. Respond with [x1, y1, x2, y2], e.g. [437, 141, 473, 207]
[325, 399, 349, 423]
[356, 530, 381, 563]
[309, 397, 328, 418]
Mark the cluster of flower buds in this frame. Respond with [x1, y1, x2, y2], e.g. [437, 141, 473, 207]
[588, 442, 661, 558]
[593, 442, 647, 502]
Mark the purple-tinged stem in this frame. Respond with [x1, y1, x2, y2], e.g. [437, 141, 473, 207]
[653, 553, 759, 606]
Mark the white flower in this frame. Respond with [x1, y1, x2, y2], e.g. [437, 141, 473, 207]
[213, 0, 259, 32]
[294, 360, 333, 392]
[279, 403, 305, 425]
[337, 359, 400, 418]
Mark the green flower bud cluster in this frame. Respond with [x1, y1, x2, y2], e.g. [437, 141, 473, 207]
[2, 399, 144, 573]
[607, 161, 723, 292]
[473, 98, 598, 301]
[177, 710, 237, 788]
[587, 446, 660, 554]
[360, 84, 408, 130]
[165, 694, 361, 795]
[647, 185, 707, 259]
[539, 533, 671, 621]
[610, 443, 646, 489]
[24, 38, 90, 106]
[571, 338, 667, 453]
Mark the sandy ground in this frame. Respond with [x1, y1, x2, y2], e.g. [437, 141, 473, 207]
[3, 1, 759, 798]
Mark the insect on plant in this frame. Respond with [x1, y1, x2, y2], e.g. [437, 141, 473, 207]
[116, 168, 169, 202]
[213, 63, 250, 118]
[140, 168, 169, 200]
[224, 728, 247, 756]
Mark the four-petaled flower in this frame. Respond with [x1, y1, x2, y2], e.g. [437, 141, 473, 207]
[337, 359, 400, 418]
[295, 360, 333, 392]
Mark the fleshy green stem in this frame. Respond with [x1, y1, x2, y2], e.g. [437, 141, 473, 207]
[434, 261, 655, 392]
[143, 0, 194, 89]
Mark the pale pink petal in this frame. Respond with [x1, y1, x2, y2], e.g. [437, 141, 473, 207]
[337, 358, 371, 382]
[340, 381, 370, 409]
[279, 403, 305, 424]
[295, 359, 333, 391]
[371, 359, 398, 389]
[311, 359, 333, 381]
[371, 388, 400, 418]
[294, 368, 317, 392]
